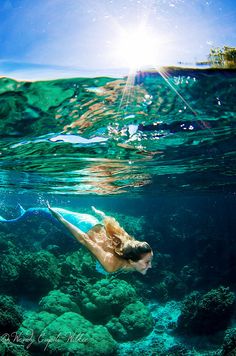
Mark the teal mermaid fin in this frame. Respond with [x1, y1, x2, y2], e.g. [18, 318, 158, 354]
[0, 206, 99, 232]
[0, 214, 6, 222]
[18, 204, 26, 215]
[0, 203, 25, 222]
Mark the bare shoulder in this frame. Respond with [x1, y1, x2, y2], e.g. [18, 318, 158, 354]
[108, 254, 130, 273]
[96, 248, 126, 273]
[84, 232, 128, 273]
[100, 251, 121, 273]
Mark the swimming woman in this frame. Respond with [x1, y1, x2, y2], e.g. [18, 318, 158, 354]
[47, 203, 153, 275]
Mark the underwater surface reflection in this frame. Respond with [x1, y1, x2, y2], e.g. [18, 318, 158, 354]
[0, 69, 236, 355]
[0, 69, 235, 195]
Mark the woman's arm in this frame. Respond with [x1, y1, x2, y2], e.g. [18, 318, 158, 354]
[47, 203, 118, 272]
[91, 206, 106, 218]
[47, 203, 88, 247]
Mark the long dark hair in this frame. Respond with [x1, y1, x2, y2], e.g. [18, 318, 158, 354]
[121, 241, 152, 261]
[103, 216, 152, 261]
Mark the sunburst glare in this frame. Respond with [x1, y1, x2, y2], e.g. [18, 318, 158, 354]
[114, 25, 159, 72]
[113, 23, 207, 130]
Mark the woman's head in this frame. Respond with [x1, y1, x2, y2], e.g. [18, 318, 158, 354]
[122, 240, 153, 274]
[103, 216, 153, 274]
[122, 240, 152, 261]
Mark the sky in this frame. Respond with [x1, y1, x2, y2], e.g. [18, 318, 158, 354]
[0, 0, 235, 80]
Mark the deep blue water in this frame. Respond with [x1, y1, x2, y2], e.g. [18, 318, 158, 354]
[0, 69, 236, 355]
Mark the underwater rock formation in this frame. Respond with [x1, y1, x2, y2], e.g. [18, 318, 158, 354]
[164, 344, 190, 356]
[153, 271, 187, 303]
[220, 328, 236, 356]
[18, 250, 61, 297]
[80, 279, 137, 322]
[0, 238, 22, 290]
[177, 286, 235, 334]
[39, 290, 80, 316]
[106, 300, 153, 341]
[0, 295, 23, 334]
[18, 310, 117, 355]
[58, 250, 101, 299]
[60, 250, 97, 280]
[0, 338, 30, 356]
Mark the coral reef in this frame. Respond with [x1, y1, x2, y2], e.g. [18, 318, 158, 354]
[177, 286, 235, 334]
[58, 249, 100, 299]
[0, 197, 235, 355]
[39, 290, 80, 316]
[0, 338, 30, 356]
[106, 300, 153, 341]
[0, 254, 21, 284]
[18, 250, 61, 297]
[80, 278, 137, 322]
[0, 295, 23, 334]
[220, 328, 236, 356]
[18, 310, 117, 355]
[0, 238, 22, 293]
[164, 344, 191, 356]
[153, 271, 187, 303]
[119, 301, 153, 338]
[60, 249, 97, 281]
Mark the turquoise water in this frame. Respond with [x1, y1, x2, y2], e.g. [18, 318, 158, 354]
[0, 69, 235, 195]
[0, 68, 236, 355]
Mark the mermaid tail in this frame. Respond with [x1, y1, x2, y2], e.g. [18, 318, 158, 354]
[0, 205, 111, 275]
[0, 206, 99, 233]
[0, 205, 52, 224]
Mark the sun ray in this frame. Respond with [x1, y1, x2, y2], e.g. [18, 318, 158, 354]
[110, 19, 213, 135]
[158, 68, 198, 116]
[156, 66, 214, 134]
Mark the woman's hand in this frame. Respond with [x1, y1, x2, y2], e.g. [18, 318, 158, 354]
[46, 201, 62, 221]
[46, 200, 54, 214]
[91, 206, 106, 218]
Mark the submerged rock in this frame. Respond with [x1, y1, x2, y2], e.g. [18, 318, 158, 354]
[177, 286, 235, 334]
[220, 328, 236, 356]
[18, 310, 117, 355]
[0, 254, 22, 284]
[39, 289, 80, 316]
[106, 300, 154, 341]
[80, 279, 137, 322]
[0, 236, 22, 291]
[18, 250, 61, 297]
[0, 338, 30, 356]
[0, 295, 23, 334]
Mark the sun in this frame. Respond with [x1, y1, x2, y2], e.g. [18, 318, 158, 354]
[114, 25, 158, 72]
